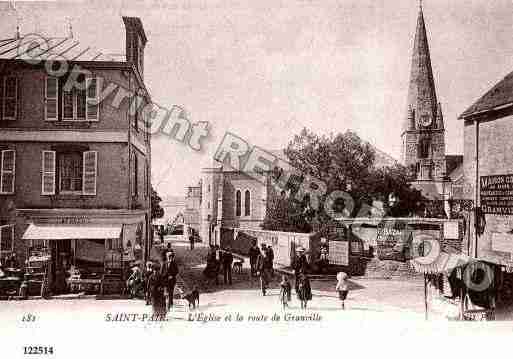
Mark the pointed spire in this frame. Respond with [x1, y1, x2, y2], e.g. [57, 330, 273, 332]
[407, 105, 416, 130]
[403, 4, 439, 133]
[436, 102, 444, 129]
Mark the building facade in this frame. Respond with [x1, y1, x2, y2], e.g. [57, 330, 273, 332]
[0, 17, 151, 292]
[183, 182, 201, 235]
[460, 70, 513, 269]
[200, 166, 273, 244]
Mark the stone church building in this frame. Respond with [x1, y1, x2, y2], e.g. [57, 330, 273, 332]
[196, 5, 467, 243]
[401, 5, 464, 211]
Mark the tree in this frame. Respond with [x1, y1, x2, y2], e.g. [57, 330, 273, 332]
[263, 128, 425, 230]
[261, 191, 312, 233]
[151, 186, 165, 220]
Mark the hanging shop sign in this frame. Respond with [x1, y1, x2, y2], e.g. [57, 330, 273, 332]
[480, 174, 513, 215]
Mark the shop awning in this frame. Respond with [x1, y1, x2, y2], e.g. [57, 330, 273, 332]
[410, 252, 475, 274]
[22, 224, 121, 241]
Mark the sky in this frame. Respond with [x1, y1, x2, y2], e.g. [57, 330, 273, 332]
[2, 0, 513, 198]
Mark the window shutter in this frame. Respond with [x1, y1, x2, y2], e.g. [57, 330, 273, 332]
[3, 77, 17, 120]
[86, 77, 99, 121]
[0, 76, 3, 121]
[0, 150, 15, 194]
[45, 76, 59, 121]
[82, 151, 97, 195]
[41, 151, 56, 195]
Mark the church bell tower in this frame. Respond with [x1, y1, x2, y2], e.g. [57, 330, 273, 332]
[401, 3, 446, 181]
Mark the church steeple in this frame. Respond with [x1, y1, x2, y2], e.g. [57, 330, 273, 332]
[401, 3, 446, 181]
[402, 4, 439, 134]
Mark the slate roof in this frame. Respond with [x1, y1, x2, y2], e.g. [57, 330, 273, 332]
[459, 70, 513, 119]
[0, 35, 124, 62]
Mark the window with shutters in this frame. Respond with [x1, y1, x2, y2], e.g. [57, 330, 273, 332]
[46, 75, 99, 122]
[0, 150, 15, 194]
[41, 150, 97, 196]
[0, 225, 14, 254]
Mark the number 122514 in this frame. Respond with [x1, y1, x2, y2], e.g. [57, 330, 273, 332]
[23, 346, 54, 355]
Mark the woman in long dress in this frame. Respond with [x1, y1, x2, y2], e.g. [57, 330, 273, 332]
[296, 272, 312, 309]
[149, 263, 166, 315]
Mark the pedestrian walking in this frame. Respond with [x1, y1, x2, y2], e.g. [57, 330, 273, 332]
[256, 245, 270, 296]
[149, 264, 166, 315]
[266, 245, 275, 278]
[336, 272, 349, 309]
[222, 247, 233, 285]
[158, 225, 165, 244]
[189, 230, 195, 250]
[279, 274, 292, 309]
[161, 252, 179, 310]
[293, 247, 309, 294]
[144, 262, 153, 305]
[248, 242, 260, 277]
[296, 272, 312, 309]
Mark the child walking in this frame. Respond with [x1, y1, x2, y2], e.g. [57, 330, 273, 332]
[336, 272, 349, 309]
[279, 274, 292, 309]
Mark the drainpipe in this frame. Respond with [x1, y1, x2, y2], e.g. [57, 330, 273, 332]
[474, 118, 480, 258]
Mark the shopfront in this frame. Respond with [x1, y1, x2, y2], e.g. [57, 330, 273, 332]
[18, 209, 148, 296]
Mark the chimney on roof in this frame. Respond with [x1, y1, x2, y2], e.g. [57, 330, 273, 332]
[122, 16, 147, 79]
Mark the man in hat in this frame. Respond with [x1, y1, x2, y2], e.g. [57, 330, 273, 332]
[256, 244, 270, 296]
[161, 251, 179, 310]
[293, 247, 309, 294]
[248, 241, 260, 277]
[222, 247, 234, 285]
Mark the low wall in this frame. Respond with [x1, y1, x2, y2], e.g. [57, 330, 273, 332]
[220, 228, 312, 267]
[220, 218, 465, 278]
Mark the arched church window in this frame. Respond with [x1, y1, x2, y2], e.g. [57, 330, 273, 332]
[244, 190, 251, 216]
[235, 190, 241, 217]
[419, 138, 430, 159]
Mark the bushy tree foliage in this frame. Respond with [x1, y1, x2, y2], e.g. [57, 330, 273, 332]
[262, 128, 425, 232]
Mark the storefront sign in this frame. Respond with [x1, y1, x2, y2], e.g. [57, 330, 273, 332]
[37, 216, 91, 225]
[480, 174, 513, 215]
[329, 241, 349, 266]
[376, 221, 412, 262]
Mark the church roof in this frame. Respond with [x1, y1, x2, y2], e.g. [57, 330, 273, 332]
[403, 6, 442, 133]
[459, 70, 513, 119]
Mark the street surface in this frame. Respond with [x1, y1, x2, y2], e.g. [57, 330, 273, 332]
[3, 236, 513, 358]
